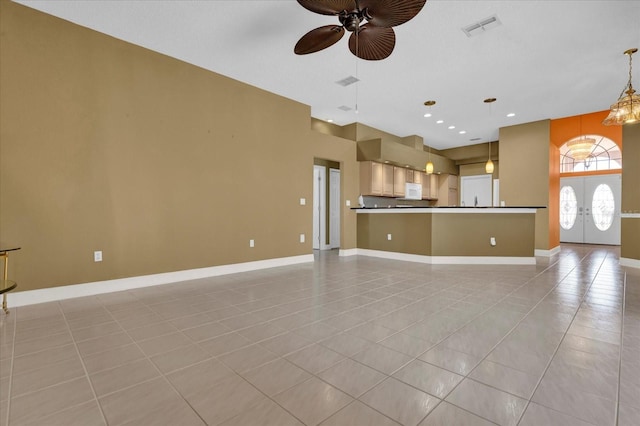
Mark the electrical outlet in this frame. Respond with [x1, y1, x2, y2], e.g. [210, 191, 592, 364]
[387, 234, 392, 241]
[94, 251, 102, 262]
[300, 234, 305, 243]
[346, 200, 351, 207]
[490, 237, 496, 246]
[300, 198, 306, 206]
[249, 239, 255, 248]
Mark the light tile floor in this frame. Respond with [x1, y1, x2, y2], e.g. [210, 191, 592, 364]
[1, 244, 639, 425]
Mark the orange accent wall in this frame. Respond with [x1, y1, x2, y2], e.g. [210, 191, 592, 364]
[550, 111, 622, 148]
[549, 111, 623, 249]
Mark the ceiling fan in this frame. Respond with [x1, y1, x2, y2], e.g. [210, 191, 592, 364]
[294, 0, 427, 61]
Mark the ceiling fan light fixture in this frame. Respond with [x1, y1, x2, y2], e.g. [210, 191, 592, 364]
[294, 0, 426, 60]
[603, 48, 640, 125]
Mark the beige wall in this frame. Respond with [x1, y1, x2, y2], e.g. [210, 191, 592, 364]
[356, 212, 535, 257]
[499, 120, 552, 250]
[622, 123, 640, 261]
[0, 1, 356, 291]
[459, 162, 499, 179]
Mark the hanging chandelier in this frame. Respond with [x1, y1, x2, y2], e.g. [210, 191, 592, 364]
[602, 48, 640, 126]
[567, 137, 597, 161]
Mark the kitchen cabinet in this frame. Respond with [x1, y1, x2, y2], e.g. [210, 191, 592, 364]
[421, 173, 438, 200]
[393, 167, 407, 197]
[360, 161, 394, 196]
[437, 174, 459, 206]
[382, 164, 394, 196]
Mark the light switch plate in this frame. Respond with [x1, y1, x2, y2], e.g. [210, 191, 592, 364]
[300, 198, 306, 205]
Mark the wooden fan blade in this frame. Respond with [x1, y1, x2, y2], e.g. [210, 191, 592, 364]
[348, 25, 395, 60]
[296, 0, 358, 16]
[295, 25, 345, 55]
[358, 0, 427, 27]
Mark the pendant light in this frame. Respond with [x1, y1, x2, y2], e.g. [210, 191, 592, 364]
[486, 142, 494, 174]
[424, 101, 436, 174]
[484, 98, 496, 174]
[603, 48, 640, 126]
[426, 145, 434, 174]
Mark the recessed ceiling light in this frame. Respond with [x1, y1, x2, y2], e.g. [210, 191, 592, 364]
[507, 113, 515, 117]
[436, 120, 444, 124]
[448, 125, 455, 130]
[327, 119, 333, 123]
[459, 130, 466, 134]
[423, 113, 432, 118]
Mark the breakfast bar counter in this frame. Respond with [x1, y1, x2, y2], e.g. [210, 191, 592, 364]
[354, 207, 544, 264]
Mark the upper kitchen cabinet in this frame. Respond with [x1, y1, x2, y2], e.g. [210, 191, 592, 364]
[393, 167, 407, 197]
[421, 173, 439, 200]
[360, 161, 394, 196]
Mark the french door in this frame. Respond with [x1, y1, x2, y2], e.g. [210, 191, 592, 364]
[560, 175, 621, 245]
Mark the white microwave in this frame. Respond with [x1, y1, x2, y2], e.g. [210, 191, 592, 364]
[404, 182, 422, 200]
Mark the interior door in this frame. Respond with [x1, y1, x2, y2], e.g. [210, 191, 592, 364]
[460, 175, 492, 207]
[329, 168, 340, 249]
[560, 175, 620, 245]
[312, 165, 326, 250]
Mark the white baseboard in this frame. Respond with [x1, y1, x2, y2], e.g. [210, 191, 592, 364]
[535, 246, 561, 257]
[355, 249, 536, 265]
[8, 254, 314, 308]
[338, 248, 358, 257]
[620, 257, 640, 269]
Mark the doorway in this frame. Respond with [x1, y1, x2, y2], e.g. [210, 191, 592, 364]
[313, 161, 341, 250]
[460, 175, 492, 207]
[560, 174, 621, 245]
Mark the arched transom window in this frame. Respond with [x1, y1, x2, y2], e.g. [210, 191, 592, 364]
[560, 135, 621, 173]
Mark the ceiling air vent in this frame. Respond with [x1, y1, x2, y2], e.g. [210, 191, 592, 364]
[470, 137, 482, 142]
[338, 105, 352, 111]
[462, 15, 501, 37]
[335, 76, 360, 87]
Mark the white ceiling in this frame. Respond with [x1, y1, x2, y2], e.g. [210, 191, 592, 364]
[15, 0, 640, 149]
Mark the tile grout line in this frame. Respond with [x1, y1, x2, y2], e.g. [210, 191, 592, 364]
[513, 247, 612, 426]
[100, 295, 211, 426]
[400, 251, 573, 425]
[2, 312, 17, 426]
[615, 269, 627, 426]
[58, 302, 110, 426]
[291, 255, 569, 425]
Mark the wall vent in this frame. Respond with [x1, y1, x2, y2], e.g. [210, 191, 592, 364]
[338, 105, 352, 111]
[336, 76, 360, 87]
[462, 15, 501, 37]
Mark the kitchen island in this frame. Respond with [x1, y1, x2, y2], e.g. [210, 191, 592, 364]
[355, 207, 544, 265]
